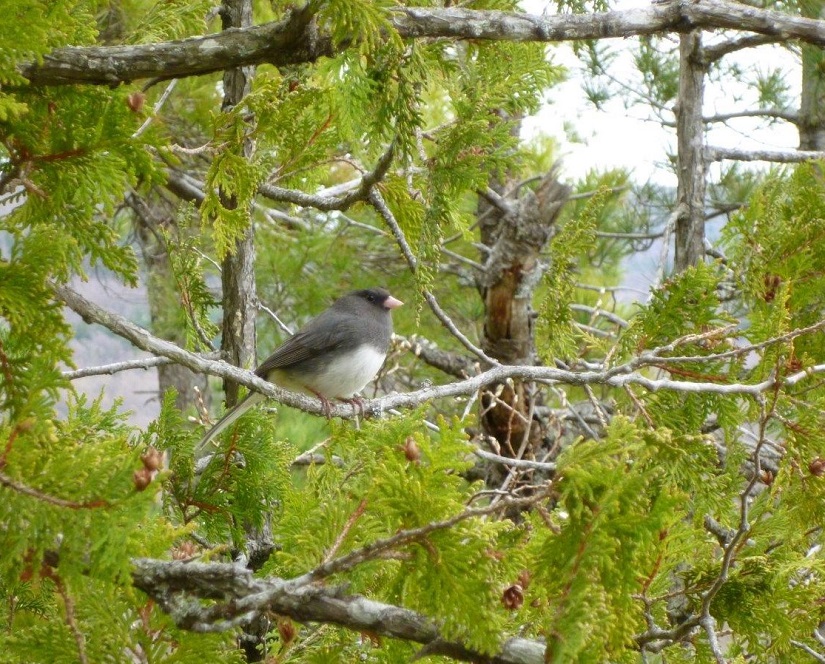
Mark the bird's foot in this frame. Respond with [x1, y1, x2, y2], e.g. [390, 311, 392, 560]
[311, 390, 334, 419]
[339, 396, 366, 418]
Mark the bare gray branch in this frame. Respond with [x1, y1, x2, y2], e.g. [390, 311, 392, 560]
[131, 559, 546, 664]
[54, 284, 825, 424]
[19, 1, 825, 88]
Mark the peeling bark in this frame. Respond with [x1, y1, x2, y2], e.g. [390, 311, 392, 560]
[478, 169, 570, 471]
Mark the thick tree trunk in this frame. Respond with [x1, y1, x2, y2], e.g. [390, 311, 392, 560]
[799, 3, 825, 151]
[219, 0, 257, 409]
[477, 169, 569, 483]
[217, 2, 273, 660]
[220, 237, 256, 407]
[129, 195, 210, 413]
[674, 29, 707, 274]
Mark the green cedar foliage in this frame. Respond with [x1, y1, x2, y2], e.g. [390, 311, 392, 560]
[128, 0, 214, 43]
[161, 206, 220, 351]
[270, 413, 516, 654]
[3, 0, 825, 662]
[0, 1, 97, 111]
[536, 186, 602, 360]
[526, 166, 825, 661]
[529, 418, 681, 661]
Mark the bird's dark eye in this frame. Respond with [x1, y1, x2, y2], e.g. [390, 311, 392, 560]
[367, 294, 375, 302]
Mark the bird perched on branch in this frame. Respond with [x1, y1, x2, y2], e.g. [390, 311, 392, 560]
[195, 287, 403, 459]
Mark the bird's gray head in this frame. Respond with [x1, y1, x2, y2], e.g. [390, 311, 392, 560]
[341, 288, 403, 313]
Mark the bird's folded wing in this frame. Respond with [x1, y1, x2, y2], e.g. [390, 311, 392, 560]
[254, 317, 355, 377]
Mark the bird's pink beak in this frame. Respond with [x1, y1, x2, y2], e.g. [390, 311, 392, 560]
[385, 295, 403, 310]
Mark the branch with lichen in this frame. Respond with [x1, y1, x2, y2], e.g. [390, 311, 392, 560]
[54, 283, 825, 420]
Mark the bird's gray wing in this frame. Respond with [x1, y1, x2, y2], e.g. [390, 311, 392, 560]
[254, 309, 356, 378]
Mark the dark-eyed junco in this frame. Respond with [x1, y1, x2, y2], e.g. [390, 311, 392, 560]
[195, 288, 403, 457]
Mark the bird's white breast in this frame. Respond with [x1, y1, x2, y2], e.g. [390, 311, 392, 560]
[305, 345, 387, 398]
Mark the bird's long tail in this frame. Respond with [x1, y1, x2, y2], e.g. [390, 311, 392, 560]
[194, 392, 265, 461]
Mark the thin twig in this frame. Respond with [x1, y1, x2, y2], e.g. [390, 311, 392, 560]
[291, 490, 550, 585]
[570, 303, 629, 328]
[291, 452, 345, 467]
[639, 318, 825, 366]
[0, 422, 24, 469]
[256, 300, 294, 336]
[322, 499, 368, 564]
[63, 356, 174, 380]
[491, 386, 539, 506]
[624, 385, 655, 428]
[583, 384, 610, 428]
[474, 448, 555, 472]
[169, 142, 214, 155]
[698, 396, 775, 659]
[549, 386, 599, 441]
[791, 640, 825, 663]
[53, 575, 89, 664]
[132, 78, 178, 138]
[259, 142, 395, 212]
[368, 189, 498, 366]
[0, 471, 109, 509]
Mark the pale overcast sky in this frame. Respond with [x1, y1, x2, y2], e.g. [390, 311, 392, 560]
[523, 0, 801, 186]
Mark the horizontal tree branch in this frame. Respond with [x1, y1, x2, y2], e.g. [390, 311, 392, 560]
[594, 230, 664, 240]
[703, 108, 799, 125]
[660, 107, 800, 128]
[131, 559, 546, 664]
[63, 356, 175, 380]
[474, 448, 556, 471]
[702, 33, 785, 64]
[0, 471, 108, 509]
[20, 6, 329, 86]
[165, 170, 311, 232]
[54, 284, 825, 424]
[392, 1, 825, 46]
[19, 1, 825, 88]
[403, 335, 478, 379]
[706, 146, 825, 162]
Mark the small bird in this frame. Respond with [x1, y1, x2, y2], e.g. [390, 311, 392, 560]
[195, 287, 403, 458]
